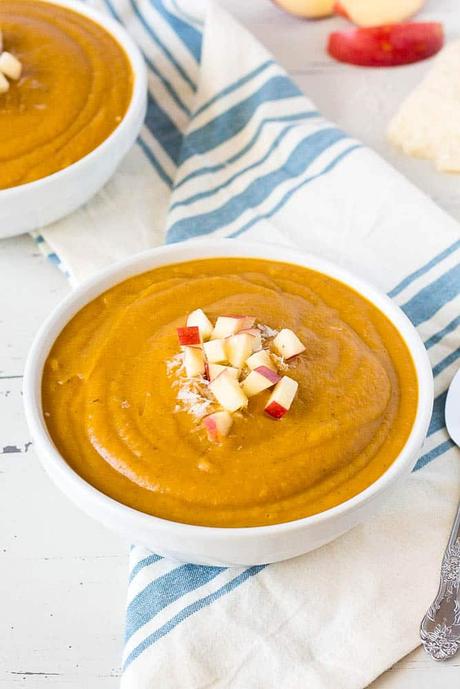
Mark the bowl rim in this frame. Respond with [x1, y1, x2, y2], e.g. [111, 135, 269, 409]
[23, 238, 434, 539]
[0, 0, 147, 198]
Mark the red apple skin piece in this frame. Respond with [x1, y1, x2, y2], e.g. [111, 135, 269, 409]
[265, 401, 288, 420]
[177, 326, 201, 346]
[327, 22, 444, 67]
[255, 366, 282, 385]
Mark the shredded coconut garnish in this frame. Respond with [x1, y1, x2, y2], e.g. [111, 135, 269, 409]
[271, 353, 290, 372]
[257, 323, 279, 341]
[166, 354, 215, 421]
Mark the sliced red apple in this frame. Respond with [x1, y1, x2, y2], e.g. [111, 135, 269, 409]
[202, 410, 233, 442]
[239, 328, 262, 352]
[272, 329, 306, 359]
[177, 326, 201, 346]
[241, 367, 281, 397]
[203, 338, 227, 364]
[272, 0, 334, 19]
[183, 346, 206, 378]
[246, 349, 277, 372]
[211, 316, 255, 340]
[209, 370, 248, 412]
[208, 363, 240, 381]
[265, 376, 298, 419]
[226, 332, 255, 369]
[186, 308, 213, 341]
[333, 0, 425, 27]
[327, 23, 444, 67]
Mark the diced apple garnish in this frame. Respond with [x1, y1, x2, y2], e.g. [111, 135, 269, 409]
[209, 370, 248, 412]
[265, 376, 298, 419]
[203, 338, 227, 364]
[246, 349, 277, 372]
[240, 328, 262, 352]
[208, 363, 239, 381]
[202, 410, 233, 442]
[177, 326, 201, 346]
[272, 329, 305, 359]
[241, 366, 281, 397]
[0, 51, 22, 80]
[226, 332, 255, 369]
[211, 316, 255, 340]
[186, 308, 213, 341]
[183, 346, 206, 378]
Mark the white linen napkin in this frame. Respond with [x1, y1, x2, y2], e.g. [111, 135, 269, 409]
[33, 1, 460, 687]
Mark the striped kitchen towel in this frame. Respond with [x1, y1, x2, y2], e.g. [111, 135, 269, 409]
[34, 1, 460, 688]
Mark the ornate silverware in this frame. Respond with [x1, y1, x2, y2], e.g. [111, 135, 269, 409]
[420, 506, 460, 660]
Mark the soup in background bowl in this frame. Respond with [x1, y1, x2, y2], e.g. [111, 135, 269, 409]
[23, 240, 433, 566]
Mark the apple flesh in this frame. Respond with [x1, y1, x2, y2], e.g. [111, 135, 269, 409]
[265, 376, 299, 419]
[241, 367, 281, 397]
[186, 308, 213, 341]
[183, 346, 206, 378]
[333, 0, 425, 27]
[327, 22, 444, 67]
[246, 349, 277, 372]
[208, 363, 240, 381]
[202, 411, 233, 442]
[211, 316, 255, 340]
[272, 0, 334, 19]
[203, 338, 228, 364]
[239, 328, 262, 352]
[272, 328, 306, 359]
[177, 326, 201, 346]
[209, 370, 248, 412]
[226, 332, 255, 369]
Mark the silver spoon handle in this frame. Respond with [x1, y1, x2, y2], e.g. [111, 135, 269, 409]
[420, 503, 460, 660]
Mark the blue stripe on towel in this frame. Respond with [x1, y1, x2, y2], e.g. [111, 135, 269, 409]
[129, 554, 163, 582]
[424, 314, 460, 349]
[388, 239, 460, 298]
[124, 565, 265, 670]
[126, 564, 224, 641]
[151, 0, 202, 62]
[415, 439, 455, 471]
[168, 128, 346, 242]
[179, 75, 304, 163]
[401, 263, 460, 327]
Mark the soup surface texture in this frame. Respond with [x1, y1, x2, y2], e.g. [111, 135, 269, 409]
[0, 0, 132, 189]
[42, 258, 418, 527]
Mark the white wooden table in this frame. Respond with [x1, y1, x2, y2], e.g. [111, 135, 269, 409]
[1, 0, 459, 686]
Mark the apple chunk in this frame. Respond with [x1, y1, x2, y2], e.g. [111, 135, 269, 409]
[183, 346, 206, 378]
[334, 0, 425, 27]
[202, 411, 233, 442]
[272, 329, 306, 359]
[177, 326, 200, 346]
[208, 363, 239, 381]
[239, 328, 262, 352]
[186, 309, 213, 341]
[265, 376, 298, 419]
[327, 23, 444, 67]
[209, 370, 248, 412]
[241, 367, 281, 397]
[203, 338, 227, 364]
[226, 332, 255, 369]
[211, 316, 255, 340]
[246, 349, 277, 372]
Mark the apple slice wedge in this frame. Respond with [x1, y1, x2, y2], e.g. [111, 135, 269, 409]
[186, 308, 213, 341]
[246, 349, 277, 372]
[208, 363, 240, 381]
[211, 316, 255, 340]
[203, 338, 227, 364]
[226, 332, 255, 369]
[272, 329, 306, 359]
[202, 410, 233, 442]
[241, 367, 282, 397]
[177, 326, 201, 346]
[265, 376, 299, 419]
[183, 346, 206, 378]
[327, 23, 444, 67]
[209, 370, 248, 412]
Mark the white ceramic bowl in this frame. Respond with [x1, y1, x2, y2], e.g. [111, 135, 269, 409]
[23, 239, 434, 566]
[0, 0, 147, 238]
